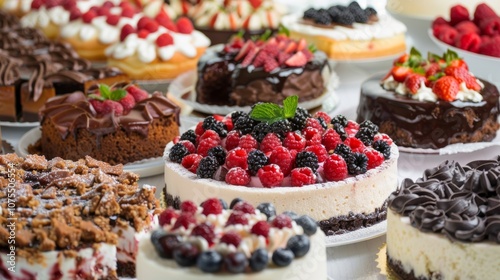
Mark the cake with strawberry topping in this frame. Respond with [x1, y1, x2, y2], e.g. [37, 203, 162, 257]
[164, 96, 399, 235]
[195, 29, 330, 107]
[281, 1, 407, 60]
[356, 48, 500, 150]
[33, 83, 180, 165]
[136, 197, 326, 279]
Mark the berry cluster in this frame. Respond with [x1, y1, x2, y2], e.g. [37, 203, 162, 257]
[303, 1, 377, 26]
[88, 84, 149, 116]
[382, 48, 482, 101]
[432, 3, 500, 57]
[154, 198, 317, 273]
[168, 99, 393, 187]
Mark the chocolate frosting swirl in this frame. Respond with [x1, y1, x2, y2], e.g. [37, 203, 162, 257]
[388, 157, 500, 243]
[0, 53, 21, 86]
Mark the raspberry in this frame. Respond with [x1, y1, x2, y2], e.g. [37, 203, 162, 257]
[177, 16, 194, 34]
[372, 140, 391, 159]
[364, 148, 384, 169]
[101, 100, 123, 116]
[226, 147, 249, 170]
[434, 25, 458, 45]
[220, 232, 242, 247]
[119, 24, 135, 41]
[291, 167, 316, 187]
[159, 207, 178, 226]
[269, 146, 293, 175]
[137, 29, 149, 39]
[202, 198, 223, 216]
[106, 14, 120, 26]
[323, 154, 348, 181]
[344, 137, 366, 153]
[169, 143, 190, 163]
[195, 122, 205, 136]
[196, 156, 219, 179]
[294, 151, 319, 173]
[313, 111, 331, 124]
[180, 200, 198, 214]
[156, 33, 174, 47]
[144, 20, 159, 33]
[251, 122, 271, 142]
[455, 20, 480, 34]
[302, 127, 321, 147]
[226, 211, 249, 226]
[345, 121, 360, 137]
[180, 129, 197, 144]
[257, 164, 284, 188]
[449, 4, 470, 26]
[97, 6, 110, 16]
[305, 145, 328, 163]
[283, 132, 306, 151]
[172, 213, 196, 230]
[479, 36, 500, 57]
[432, 16, 449, 28]
[126, 85, 148, 102]
[191, 223, 215, 246]
[251, 221, 270, 237]
[199, 130, 221, 144]
[346, 152, 368, 175]
[197, 138, 219, 157]
[207, 146, 226, 165]
[89, 99, 104, 114]
[31, 0, 43, 9]
[69, 8, 82, 20]
[225, 130, 241, 151]
[473, 3, 498, 26]
[225, 167, 251, 186]
[222, 115, 233, 131]
[480, 17, 500, 37]
[322, 128, 342, 152]
[81, 10, 97, 23]
[232, 201, 255, 214]
[181, 154, 203, 173]
[178, 140, 196, 154]
[271, 214, 292, 229]
[305, 118, 325, 133]
[247, 150, 268, 176]
[238, 134, 258, 152]
[260, 133, 282, 154]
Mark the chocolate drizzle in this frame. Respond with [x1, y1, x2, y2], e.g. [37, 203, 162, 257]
[388, 157, 500, 243]
[0, 53, 21, 85]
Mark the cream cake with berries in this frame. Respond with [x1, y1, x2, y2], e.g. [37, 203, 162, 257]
[33, 84, 180, 165]
[356, 48, 500, 150]
[281, 1, 406, 60]
[164, 97, 398, 235]
[386, 158, 500, 280]
[0, 153, 160, 279]
[137, 197, 326, 279]
[195, 30, 330, 107]
[386, 0, 500, 19]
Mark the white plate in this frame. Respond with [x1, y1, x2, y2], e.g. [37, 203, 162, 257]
[325, 220, 386, 247]
[0, 121, 39, 127]
[169, 70, 340, 115]
[397, 134, 500, 156]
[16, 127, 164, 178]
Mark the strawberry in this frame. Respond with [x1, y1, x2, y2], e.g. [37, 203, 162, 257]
[390, 65, 412, 83]
[252, 50, 268, 68]
[177, 17, 194, 34]
[120, 24, 135, 41]
[106, 14, 120, 26]
[473, 3, 498, 26]
[228, 12, 238, 30]
[249, 0, 262, 9]
[126, 85, 149, 102]
[285, 51, 307, 67]
[137, 17, 151, 30]
[425, 62, 441, 77]
[62, 0, 76, 10]
[241, 47, 259, 67]
[163, 20, 178, 32]
[82, 10, 97, 24]
[102, 1, 115, 8]
[301, 49, 313, 60]
[144, 20, 159, 33]
[31, 0, 43, 9]
[277, 52, 291, 65]
[444, 66, 481, 91]
[97, 6, 111, 16]
[393, 53, 408, 65]
[448, 59, 468, 70]
[404, 74, 427, 94]
[455, 20, 480, 34]
[261, 44, 279, 57]
[235, 40, 255, 61]
[118, 94, 136, 112]
[121, 7, 135, 18]
[264, 57, 279, 72]
[137, 29, 149, 39]
[101, 100, 124, 116]
[449, 5, 470, 26]
[69, 8, 82, 20]
[284, 41, 297, 53]
[456, 32, 481, 53]
[433, 76, 460, 101]
[296, 38, 307, 51]
[156, 33, 174, 47]
[45, 0, 60, 9]
[210, 14, 219, 29]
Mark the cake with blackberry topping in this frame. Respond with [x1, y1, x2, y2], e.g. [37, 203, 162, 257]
[386, 157, 500, 280]
[356, 48, 500, 149]
[0, 153, 160, 279]
[136, 197, 326, 279]
[164, 96, 398, 235]
[281, 1, 406, 60]
[195, 29, 330, 107]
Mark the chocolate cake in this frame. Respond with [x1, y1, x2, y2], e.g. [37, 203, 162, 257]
[0, 53, 22, 122]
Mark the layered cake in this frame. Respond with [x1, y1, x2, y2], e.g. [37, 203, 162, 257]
[281, 1, 407, 60]
[137, 197, 326, 279]
[195, 31, 330, 107]
[0, 53, 22, 122]
[386, 0, 500, 19]
[34, 84, 180, 165]
[0, 153, 160, 278]
[356, 48, 500, 149]
[386, 158, 500, 279]
[164, 97, 399, 235]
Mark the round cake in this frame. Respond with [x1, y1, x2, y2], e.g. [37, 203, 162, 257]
[164, 98, 398, 235]
[136, 197, 326, 279]
[386, 158, 500, 279]
[386, 0, 500, 19]
[356, 48, 500, 149]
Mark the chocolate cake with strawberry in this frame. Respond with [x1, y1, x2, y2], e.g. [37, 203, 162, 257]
[195, 28, 330, 107]
[34, 84, 180, 165]
[356, 48, 500, 149]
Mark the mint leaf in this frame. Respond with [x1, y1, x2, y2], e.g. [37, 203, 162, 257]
[278, 24, 290, 37]
[308, 43, 317, 53]
[250, 103, 284, 123]
[109, 89, 127, 101]
[283, 96, 298, 118]
[99, 84, 111, 99]
[88, 94, 105, 101]
[258, 29, 272, 42]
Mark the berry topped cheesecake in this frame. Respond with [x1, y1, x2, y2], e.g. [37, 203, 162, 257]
[136, 197, 326, 279]
[164, 96, 399, 235]
[356, 48, 500, 149]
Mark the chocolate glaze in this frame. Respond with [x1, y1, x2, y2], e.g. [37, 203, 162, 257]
[388, 157, 500, 243]
[0, 53, 21, 86]
[356, 74, 500, 149]
[195, 47, 329, 106]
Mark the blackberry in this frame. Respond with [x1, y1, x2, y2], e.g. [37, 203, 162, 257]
[203, 117, 227, 137]
[196, 156, 219, 179]
[316, 117, 328, 130]
[330, 114, 348, 127]
[234, 115, 258, 135]
[336, 10, 355, 25]
[346, 152, 368, 175]
[351, 8, 368, 23]
[359, 120, 379, 134]
[290, 107, 311, 131]
[294, 151, 319, 173]
[327, 6, 340, 19]
[334, 143, 353, 161]
[372, 140, 391, 159]
[169, 143, 189, 163]
[334, 5, 348, 12]
[247, 150, 268, 176]
[180, 129, 196, 144]
[314, 9, 332, 25]
[365, 7, 377, 17]
[231, 111, 247, 124]
[202, 116, 217, 130]
[355, 127, 376, 146]
[333, 123, 347, 140]
[270, 119, 292, 139]
[251, 122, 271, 142]
[207, 146, 226, 166]
[347, 1, 362, 11]
[303, 7, 317, 20]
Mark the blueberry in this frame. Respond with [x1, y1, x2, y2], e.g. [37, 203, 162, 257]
[196, 250, 223, 273]
[272, 248, 294, 267]
[224, 252, 248, 273]
[219, 198, 228, 210]
[286, 235, 310, 258]
[256, 203, 276, 220]
[173, 242, 199, 267]
[294, 215, 318, 236]
[282, 211, 299, 220]
[230, 198, 243, 209]
[249, 248, 269, 272]
[150, 230, 182, 259]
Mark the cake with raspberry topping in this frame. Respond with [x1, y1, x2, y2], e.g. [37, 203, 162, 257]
[33, 84, 180, 165]
[164, 96, 399, 235]
[0, 153, 160, 279]
[386, 0, 500, 20]
[195, 29, 330, 107]
[356, 48, 500, 149]
[281, 1, 407, 60]
[386, 157, 500, 280]
[136, 197, 326, 279]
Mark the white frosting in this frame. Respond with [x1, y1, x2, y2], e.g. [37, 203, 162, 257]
[2, 0, 32, 13]
[387, 210, 500, 280]
[282, 13, 406, 41]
